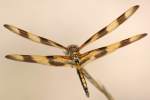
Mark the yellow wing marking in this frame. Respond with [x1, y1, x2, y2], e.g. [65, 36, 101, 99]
[5, 54, 72, 67]
[4, 24, 67, 50]
[79, 5, 139, 50]
[80, 33, 147, 66]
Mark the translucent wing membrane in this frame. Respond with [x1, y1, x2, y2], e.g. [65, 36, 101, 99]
[80, 33, 147, 65]
[76, 69, 90, 97]
[81, 68, 114, 100]
[5, 54, 72, 66]
[4, 24, 67, 50]
[79, 5, 139, 50]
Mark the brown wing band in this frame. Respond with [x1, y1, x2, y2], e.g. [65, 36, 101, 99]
[5, 54, 72, 66]
[80, 33, 147, 66]
[4, 24, 67, 50]
[79, 5, 139, 50]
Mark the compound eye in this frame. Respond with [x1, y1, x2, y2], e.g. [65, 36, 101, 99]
[67, 45, 79, 52]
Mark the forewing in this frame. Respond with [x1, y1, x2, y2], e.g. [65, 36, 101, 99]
[79, 5, 139, 50]
[76, 69, 90, 97]
[81, 68, 114, 100]
[5, 54, 72, 66]
[80, 33, 147, 65]
[4, 24, 67, 50]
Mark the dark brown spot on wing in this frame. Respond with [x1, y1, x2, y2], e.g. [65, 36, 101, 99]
[39, 37, 50, 45]
[49, 61, 65, 66]
[46, 56, 67, 66]
[80, 27, 108, 49]
[39, 37, 67, 49]
[117, 14, 127, 25]
[5, 55, 15, 60]
[18, 29, 29, 38]
[96, 27, 108, 39]
[120, 38, 130, 47]
[80, 38, 92, 49]
[22, 55, 36, 63]
[4, 24, 11, 30]
[95, 49, 107, 58]
[53, 42, 67, 49]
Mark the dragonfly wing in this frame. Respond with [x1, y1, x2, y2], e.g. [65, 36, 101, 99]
[4, 24, 67, 50]
[5, 54, 72, 67]
[76, 69, 90, 97]
[81, 68, 114, 100]
[79, 5, 139, 50]
[80, 33, 147, 66]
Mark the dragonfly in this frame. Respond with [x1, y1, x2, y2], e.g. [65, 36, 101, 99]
[5, 5, 147, 100]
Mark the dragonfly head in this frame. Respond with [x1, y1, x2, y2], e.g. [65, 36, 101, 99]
[65, 44, 79, 56]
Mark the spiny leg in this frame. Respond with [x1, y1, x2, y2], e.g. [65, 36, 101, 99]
[5, 54, 72, 67]
[80, 33, 147, 66]
[81, 68, 114, 100]
[4, 24, 67, 50]
[79, 5, 139, 50]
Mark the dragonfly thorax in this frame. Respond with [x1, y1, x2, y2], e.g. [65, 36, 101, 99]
[66, 44, 80, 64]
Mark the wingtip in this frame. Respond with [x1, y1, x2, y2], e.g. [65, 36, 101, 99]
[134, 5, 140, 9]
[3, 24, 19, 33]
[5, 55, 12, 59]
[132, 5, 140, 12]
[132, 33, 148, 42]
[3, 24, 12, 31]
[5, 54, 24, 61]
[3, 24, 9, 28]
[141, 33, 148, 37]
